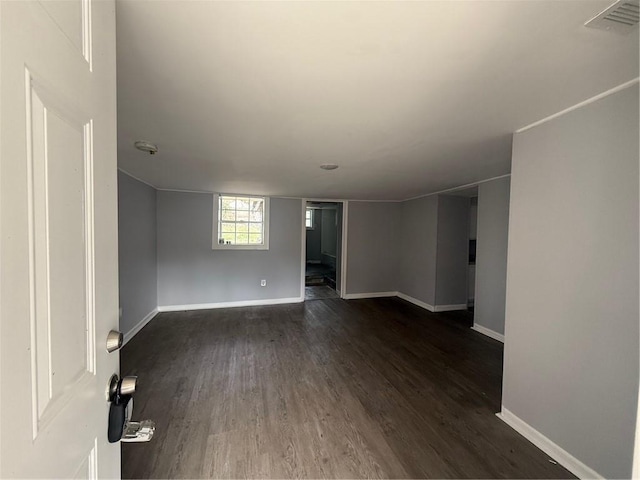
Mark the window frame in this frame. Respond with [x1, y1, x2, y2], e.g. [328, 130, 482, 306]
[305, 207, 315, 230]
[212, 193, 270, 250]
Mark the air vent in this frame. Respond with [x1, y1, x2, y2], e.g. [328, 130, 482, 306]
[585, 0, 639, 34]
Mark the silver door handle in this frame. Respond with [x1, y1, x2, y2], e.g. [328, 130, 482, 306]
[106, 330, 123, 353]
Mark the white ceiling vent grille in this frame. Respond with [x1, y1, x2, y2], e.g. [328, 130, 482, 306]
[585, 0, 639, 34]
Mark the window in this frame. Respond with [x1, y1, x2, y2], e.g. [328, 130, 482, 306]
[212, 194, 269, 250]
[305, 208, 314, 229]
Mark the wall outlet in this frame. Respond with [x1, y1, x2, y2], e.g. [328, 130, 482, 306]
[260, 279, 267, 287]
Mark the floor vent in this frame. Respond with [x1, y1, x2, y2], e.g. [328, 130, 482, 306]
[585, 0, 639, 34]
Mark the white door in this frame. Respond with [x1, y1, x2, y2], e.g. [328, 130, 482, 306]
[1, 0, 120, 477]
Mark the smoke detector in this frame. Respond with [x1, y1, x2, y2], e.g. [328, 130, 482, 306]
[134, 140, 158, 155]
[320, 164, 339, 170]
[585, 0, 639, 34]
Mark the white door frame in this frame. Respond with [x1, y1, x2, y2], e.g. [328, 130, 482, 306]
[300, 199, 348, 299]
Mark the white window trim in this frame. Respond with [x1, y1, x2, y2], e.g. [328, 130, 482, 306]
[305, 207, 315, 230]
[212, 193, 270, 250]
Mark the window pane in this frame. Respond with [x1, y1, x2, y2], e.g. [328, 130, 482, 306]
[236, 233, 249, 244]
[221, 232, 235, 244]
[236, 198, 250, 210]
[305, 208, 314, 228]
[221, 209, 236, 221]
[216, 195, 266, 248]
[221, 197, 236, 210]
[250, 198, 263, 212]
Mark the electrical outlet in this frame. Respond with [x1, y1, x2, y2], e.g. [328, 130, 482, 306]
[260, 279, 267, 287]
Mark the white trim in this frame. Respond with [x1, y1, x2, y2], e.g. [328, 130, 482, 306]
[396, 292, 435, 312]
[157, 187, 213, 194]
[636, 95, 640, 477]
[340, 201, 348, 298]
[122, 308, 158, 346]
[343, 291, 398, 300]
[283, 196, 401, 203]
[515, 78, 639, 133]
[634, 386, 640, 479]
[403, 174, 511, 202]
[157, 296, 303, 313]
[338, 198, 402, 203]
[471, 324, 505, 343]
[117, 167, 158, 190]
[119, 172, 522, 205]
[497, 408, 603, 479]
[212, 194, 270, 250]
[433, 304, 468, 312]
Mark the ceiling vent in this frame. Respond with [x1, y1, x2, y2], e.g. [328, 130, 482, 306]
[585, 0, 639, 34]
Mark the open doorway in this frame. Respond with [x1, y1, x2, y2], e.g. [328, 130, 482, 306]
[438, 186, 478, 319]
[468, 195, 478, 311]
[304, 201, 343, 300]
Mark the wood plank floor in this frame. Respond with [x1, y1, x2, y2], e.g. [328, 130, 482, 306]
[121, 297, 573, 479]
[305, 285, 339, 300]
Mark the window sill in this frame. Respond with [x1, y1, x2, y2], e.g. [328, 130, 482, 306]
[212, 243, 269, 251]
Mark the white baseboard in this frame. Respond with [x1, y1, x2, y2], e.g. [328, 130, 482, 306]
[497, 408, 603, 479]
[433, 303, 468, 312]
[343, 291, 398, 300]
[157, 296, 304, 313]
[396, 292, 435, 312]
[122, 308, 158, 346]
[396, 293, 468, 313]
[471, 324, 505, 343]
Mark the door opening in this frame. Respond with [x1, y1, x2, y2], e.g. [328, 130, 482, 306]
[304, 201, 343, 301]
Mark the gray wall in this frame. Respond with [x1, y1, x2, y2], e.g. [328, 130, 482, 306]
[469, 198, 478, 240]
[346, 201, 401, 294]
[435, 196, 470, 306]
[305, 207, 322, 262]
[117, 171, 158, 334]
[474, 177, 510, 334]
[398, 196, 439, 305]
[321, 208, 337, 257]
[503, 85, 639, 478]
[157, 192, 302, 306]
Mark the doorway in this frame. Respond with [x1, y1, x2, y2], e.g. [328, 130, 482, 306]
[304, 201, 343, 300]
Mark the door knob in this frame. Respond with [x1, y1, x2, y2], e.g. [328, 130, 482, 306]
[106, 330, 123, 353]
[107, 374, 155, 443]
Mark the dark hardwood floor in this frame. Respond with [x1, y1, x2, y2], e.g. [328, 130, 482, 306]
[305, 285, 339, 300]
[121, 297, 573, 479]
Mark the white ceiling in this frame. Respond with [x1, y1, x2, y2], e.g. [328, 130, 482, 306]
[116, 1, 639, 201]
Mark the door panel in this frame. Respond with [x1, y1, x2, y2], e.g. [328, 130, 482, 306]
[28, 76, 95, 430]
[38, 0, 85, 59]
[1, 0, 119, 477]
